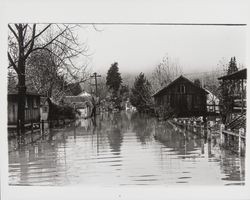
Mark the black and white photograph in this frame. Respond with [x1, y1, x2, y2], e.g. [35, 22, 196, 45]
[1, 0, 250, 200]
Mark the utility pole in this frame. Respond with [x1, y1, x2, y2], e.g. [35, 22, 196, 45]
[90, 72, 101, 97]
[90, 72, 101, 118]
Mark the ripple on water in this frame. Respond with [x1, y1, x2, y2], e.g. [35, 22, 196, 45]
[8, 113, 245, 186]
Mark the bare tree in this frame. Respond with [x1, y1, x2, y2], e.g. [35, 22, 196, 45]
[8, 23, 89, 136]
[26, 49, 90, 101]
[150, 55, 182, 93]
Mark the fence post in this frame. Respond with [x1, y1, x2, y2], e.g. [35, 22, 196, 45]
[31, 120, 33, 134]
[220, 124, 225, 146]
[239, 128, 244, 156]
[207, 128, 211, 142]
[17, 120, 21, 138]
[41, 120, 44, 134]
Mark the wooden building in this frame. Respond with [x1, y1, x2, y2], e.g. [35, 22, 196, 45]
[63, 95, 93, 119]
[218, 68, 247, 131]
[218, 68, 247, 114]
[152, 76, 208, 118]
[8, 92, 40, 127]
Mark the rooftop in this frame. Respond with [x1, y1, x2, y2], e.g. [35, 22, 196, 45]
[152, 75, 208, 97]
[218, 68, 247, 80]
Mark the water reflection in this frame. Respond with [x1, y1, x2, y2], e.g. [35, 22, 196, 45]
[9, 111, 245, 186]
[131, 112, 153, 144]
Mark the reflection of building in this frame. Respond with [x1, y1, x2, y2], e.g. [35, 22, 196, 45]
[153, 76, 208, 117]
[8, 92, 40, 127]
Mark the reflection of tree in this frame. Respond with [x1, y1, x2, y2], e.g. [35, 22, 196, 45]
[17, 147, 29, 184]
[119, 111, 130, 131]
[106, 113, 124, 154]
[107, 127, 123, 154]
[131, 112, 153, 144]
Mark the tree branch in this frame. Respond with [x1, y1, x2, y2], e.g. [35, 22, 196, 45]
[8, 52, 19, 74]
[24, 24, 51, 50]
[8, 25, 18, 40]
[23, 24, 28, 38]
[31, 28, 67, 54]
[24, 24, 36, 59]
[54, 39, 83, 55]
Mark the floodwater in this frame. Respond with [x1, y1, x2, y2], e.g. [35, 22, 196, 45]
[8, 111, 245, 186]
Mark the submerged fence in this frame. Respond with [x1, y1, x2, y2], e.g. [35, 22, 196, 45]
[171, 118, 246, 156]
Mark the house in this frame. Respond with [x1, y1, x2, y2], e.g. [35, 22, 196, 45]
[8, 92, 40, 127]
[63, 95, 93, 118]
[152, 75, 208, 118]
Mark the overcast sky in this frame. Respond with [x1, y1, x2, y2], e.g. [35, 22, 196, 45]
[78, 24, 246, 76]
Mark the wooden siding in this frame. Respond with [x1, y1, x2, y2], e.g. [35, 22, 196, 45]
[8, 102, 17, 123]
[8, 94, 40, 125]
[153, 76, 207, 117]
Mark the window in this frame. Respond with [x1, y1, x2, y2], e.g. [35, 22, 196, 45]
[179, 84, 186, 94]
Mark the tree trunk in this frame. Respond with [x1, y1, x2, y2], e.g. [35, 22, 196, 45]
[47, 81, 54, 98]
[17, 58, 26, 137]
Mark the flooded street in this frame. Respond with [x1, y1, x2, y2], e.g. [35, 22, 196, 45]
[8, 111, 245, 186]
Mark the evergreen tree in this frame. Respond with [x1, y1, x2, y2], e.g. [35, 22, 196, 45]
[227, 57, 238, 75]
[219, 57, 239, 124]
[120, 84, 130, 100]
[130, 73, 153, 113]
[106, 62, 122, 94]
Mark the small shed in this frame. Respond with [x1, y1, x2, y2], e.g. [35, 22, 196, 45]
[8, 92, 40, 127]
[152, 75, 208, 118]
